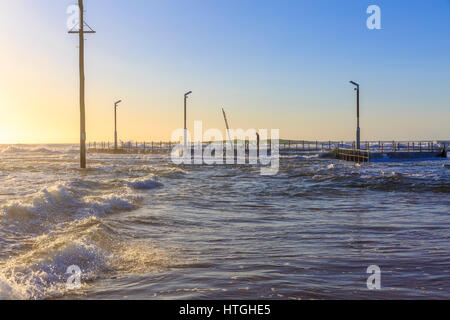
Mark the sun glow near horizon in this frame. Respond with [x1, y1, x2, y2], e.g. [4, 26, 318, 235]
[0, 0, 449, 144]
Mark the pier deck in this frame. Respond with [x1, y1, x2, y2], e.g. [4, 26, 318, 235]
[88, 140, 448, 162]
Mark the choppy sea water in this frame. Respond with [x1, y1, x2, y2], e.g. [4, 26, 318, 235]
[0, 144, 448, 300]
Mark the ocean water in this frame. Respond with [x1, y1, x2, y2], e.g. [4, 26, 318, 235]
[0, 144, 448, 300]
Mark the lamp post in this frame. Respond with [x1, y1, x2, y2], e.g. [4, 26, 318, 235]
[184, 91, 192, 148]
[349, 81, 360, 150]
[114, 100, 122, 150]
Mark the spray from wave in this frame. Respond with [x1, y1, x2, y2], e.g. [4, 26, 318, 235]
[0, 216, 176, 300]
[0, 174, 178, 300]
[125, 175, 163, 190]
[1, 183, 141, 230]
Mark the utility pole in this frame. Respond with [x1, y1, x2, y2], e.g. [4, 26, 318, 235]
[69, 0, 95, 168]
[114, 100, 122, 150]
[350, 81, 360, 150]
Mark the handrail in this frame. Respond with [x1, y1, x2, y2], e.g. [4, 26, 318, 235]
[335, 147, 370, 163]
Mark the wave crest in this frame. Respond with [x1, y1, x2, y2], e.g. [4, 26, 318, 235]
[125, 175, 163, 190]
[1, 184, 140, 229]
[0, 217, 176, 300]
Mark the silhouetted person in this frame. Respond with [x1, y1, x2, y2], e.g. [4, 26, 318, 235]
[440, 144, 447, 158]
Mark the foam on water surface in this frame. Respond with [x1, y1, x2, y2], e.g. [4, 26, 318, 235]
[0, 144, 448, 299]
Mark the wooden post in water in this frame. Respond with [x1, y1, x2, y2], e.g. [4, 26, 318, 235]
[68, 0, 96, 168]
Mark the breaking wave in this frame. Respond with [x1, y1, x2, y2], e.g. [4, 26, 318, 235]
[0, 216, 176, 300]
[0, 146, 60, 154]
[125, 175, 163, 190]
[1, 184, 140, 227]
[0, 178, 172, 300]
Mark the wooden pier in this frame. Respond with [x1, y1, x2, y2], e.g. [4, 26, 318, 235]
[332, 141, 447, 163]
[87, 140, 338, 154]
[87, 140, 448, 163]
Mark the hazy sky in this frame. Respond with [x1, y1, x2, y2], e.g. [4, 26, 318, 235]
[0, 0, 449, 143]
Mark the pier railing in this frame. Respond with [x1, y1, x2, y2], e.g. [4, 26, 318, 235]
[87, 140, 446, 155]
[335, 147, 370, 163]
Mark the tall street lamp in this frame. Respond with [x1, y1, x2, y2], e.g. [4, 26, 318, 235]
[349, 81, 360, 150]
[114, 100, 122, 150]
[184, 91, 192, 147]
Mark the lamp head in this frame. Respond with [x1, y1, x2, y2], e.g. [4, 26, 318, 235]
[115, 100, 122, 106]
[349, 81, 359, 88]
[185, 91, 192, 97]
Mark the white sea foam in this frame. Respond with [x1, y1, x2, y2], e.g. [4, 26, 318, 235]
[0, 146, 61, 154]
[0, 146, 28, 153]
[281, 154, 320, 160]
[0, 215, 176, 300]
[1, 183, 140, 226]
[29, 147, 60, 154]
[125, 175, 163, 190]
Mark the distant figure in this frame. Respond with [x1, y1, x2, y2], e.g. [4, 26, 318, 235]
[440, 145, 447, 158]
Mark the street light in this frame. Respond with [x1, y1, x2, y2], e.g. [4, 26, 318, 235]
[114, 100, 122, 150]
[349, 81, 360, 150]
[184, 91, 192, 147]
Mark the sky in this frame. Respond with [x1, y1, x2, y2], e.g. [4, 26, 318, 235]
[0, 0, 449, 143]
